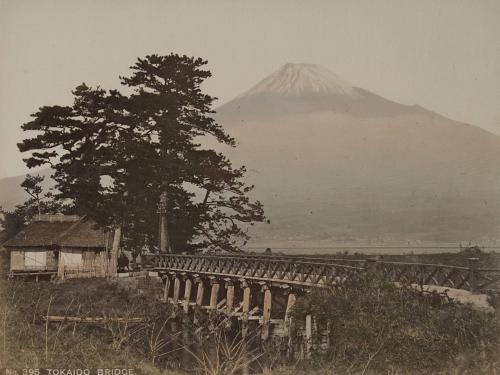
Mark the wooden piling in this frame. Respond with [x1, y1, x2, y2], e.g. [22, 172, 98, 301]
[196, 279, 205, 306]
[163, 276, 171, 302]
[305, 314, 312, 359]
[210, 280, 220, 309]
[183, 278, 192, 313]
[226, 280, 235, 314]
[241, 281, 251, 338]
[262, 286, 272, 340]
[468, 257, 479, 293]
[173, 277, 181, 303]
[284, 292, 296, 337]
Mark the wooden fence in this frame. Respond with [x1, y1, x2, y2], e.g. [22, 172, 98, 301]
[59, 256, 113, 279]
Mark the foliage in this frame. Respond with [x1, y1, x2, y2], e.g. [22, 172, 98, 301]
[18, 53, 266, 253]
[291, 275, 500, 374]
[0, 175, 70, 241]
[0, 210, 26, 242]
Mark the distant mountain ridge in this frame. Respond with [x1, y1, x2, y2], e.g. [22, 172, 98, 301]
[0, 168, 52, 211]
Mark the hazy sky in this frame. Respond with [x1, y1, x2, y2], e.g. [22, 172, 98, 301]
[1, 0, 499, 178]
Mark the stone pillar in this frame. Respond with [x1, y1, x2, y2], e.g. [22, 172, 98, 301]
[173, 276, 181, 304]
[261, 285, 272, 340]
[183, 278, 192, 313]
[210, 279, 220, 309]
[225, 280, 235, 314]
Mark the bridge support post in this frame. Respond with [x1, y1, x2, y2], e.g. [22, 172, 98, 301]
[305, 314, 312, 359]
[225, 280, 234, 314]
[196, 278, 205, 306]
[173, 276, 181, 304]
[163, 276, 171, 302]
[210, 279, 220, 309]
[262, 285, 272, 340]
[468, 257, 479, 293]
[183, 278, 192, 313]
[241, 280, 250, 338]
[284, 292, 296, 337]
[193, 277, 204, 325]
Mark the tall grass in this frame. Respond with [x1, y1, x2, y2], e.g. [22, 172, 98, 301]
[290, 274, 500, 374]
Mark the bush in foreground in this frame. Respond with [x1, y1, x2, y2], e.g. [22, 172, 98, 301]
[291, 275, 500, 374]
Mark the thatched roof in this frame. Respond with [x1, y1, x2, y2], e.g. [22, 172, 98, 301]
[3, 215, 106, 249]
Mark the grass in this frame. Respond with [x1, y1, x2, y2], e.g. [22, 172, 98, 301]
[0, 274, 184, 373]
[1, 248, 500, 374]
[290, 274, 500, 374]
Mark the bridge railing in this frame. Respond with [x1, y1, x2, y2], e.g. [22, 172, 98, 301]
[144, 253, 364, 287]
[143, 254, 500, 292]
[373, 259, 500, 292]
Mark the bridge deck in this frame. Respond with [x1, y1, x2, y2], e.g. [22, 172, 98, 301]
[144, 254, 500, 292]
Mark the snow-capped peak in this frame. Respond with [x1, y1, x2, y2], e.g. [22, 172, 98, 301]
[238, 63, 356, 98]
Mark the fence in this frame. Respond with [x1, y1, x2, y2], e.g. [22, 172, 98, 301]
[59, 257, 113, 279]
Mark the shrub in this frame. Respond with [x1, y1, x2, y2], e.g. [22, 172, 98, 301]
[291, 274, 500, 374]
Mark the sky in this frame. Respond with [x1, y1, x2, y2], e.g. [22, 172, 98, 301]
[1, 0, 499, 178]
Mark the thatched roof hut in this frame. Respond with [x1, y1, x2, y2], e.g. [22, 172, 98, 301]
[3, 214, 109, 278]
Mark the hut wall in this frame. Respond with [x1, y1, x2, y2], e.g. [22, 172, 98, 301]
[46, 250, 58, 270]
[59, 247, 108, 278]
[10, 249, 25, 271]
[9, 247, 57, 272]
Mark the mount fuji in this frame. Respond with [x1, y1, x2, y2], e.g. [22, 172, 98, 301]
[216, 63, 500, 244]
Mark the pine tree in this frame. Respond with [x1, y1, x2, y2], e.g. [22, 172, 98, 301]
[18, 53, 266, 253]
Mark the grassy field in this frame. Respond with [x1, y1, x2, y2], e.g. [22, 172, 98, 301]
[1, 247, 500, 374]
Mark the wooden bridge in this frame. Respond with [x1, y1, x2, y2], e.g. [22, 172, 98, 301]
[143, 253, 500, 341]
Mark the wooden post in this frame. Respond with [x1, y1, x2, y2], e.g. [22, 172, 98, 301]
[226, 280, 235, 314]
[196, 279, 205, 306]
[183, 278, 192, 313]
[468, 257, 479, 293]
[284, 292, 296, 337]
[262, 285, 272, 340]
[158, 191, 172, 254]
[284, 293, 296, 322]
[194, 277, 204, 325]
[163, 276, 171, 302]
[210, 279, 220, 309]
[110, 226, 121, 276]
[58, 256, 64, 280]
[305, 314, 312, 359]
[241, 282, 251, 338]
[173, 277, 181, 303]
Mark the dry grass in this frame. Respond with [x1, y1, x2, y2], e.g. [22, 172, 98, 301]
[0, 275, 183, 373]
[186, 329, 262, 375]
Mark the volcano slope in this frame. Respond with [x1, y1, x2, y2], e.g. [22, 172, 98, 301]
[215, 63, 500, 244]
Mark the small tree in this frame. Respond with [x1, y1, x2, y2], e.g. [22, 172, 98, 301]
[0, 209, 26, 240]
[21, 174, 44, 217]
